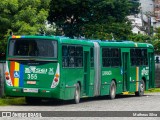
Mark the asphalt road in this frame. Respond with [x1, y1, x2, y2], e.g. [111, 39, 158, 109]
[0, 92, 160, 120]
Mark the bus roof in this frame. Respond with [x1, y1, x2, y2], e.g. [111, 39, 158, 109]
[58, 37, 94, 46]
[9, 35, 154, 49]
[98, 41, 154, 49]
[9, 35, 94, 46]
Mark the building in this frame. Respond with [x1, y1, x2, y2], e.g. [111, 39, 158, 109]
[154, 0, 160, 28]
[128, 0, 160, 35]
[127, 15, 145, 34]
[132, 25, 145, 34]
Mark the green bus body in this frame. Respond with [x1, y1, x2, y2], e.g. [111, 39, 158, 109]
[5, 35, 155, 102]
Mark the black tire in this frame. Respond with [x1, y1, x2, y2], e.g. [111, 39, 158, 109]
[135, 80, 145, 96]
[25, 97, 41, 105]
[109, 81, 116, 99]
[73, 83, 80, 104]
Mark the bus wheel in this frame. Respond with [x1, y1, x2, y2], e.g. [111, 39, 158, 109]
[109, 81, 116, 99]
[25, 97, 41, 104]
[135, 80, 145, 96]
[73, 83, 80, 104]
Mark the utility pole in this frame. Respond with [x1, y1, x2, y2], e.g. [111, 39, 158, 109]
[148, 15, 151, 36]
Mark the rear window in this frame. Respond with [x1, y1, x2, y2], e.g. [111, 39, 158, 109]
[8, 39, 57, 58]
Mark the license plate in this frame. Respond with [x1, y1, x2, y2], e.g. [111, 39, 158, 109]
[23, 88, 38, 93]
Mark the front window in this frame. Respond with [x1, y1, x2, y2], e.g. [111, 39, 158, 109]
[9, 39, 57, 58]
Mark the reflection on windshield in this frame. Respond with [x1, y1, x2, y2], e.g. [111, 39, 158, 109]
[9, 39, 57, 58]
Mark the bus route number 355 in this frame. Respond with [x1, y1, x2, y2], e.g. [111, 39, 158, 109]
[27, 74, 38, 80]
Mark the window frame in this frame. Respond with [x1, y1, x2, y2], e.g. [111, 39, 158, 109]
[62, 44, 83, 68]
[102, 47, 121, 68]
[130, 48, 148, 66]
[8, 38, 58, 58]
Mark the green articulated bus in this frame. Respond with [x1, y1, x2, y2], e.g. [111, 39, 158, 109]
[5, 35, 155, 104]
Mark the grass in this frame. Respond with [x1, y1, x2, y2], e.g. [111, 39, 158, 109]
[145, 88, 160, 93]
[128, 88, 160, 95]
[0, 97, 25, 106]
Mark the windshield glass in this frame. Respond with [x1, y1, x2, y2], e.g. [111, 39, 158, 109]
[9, 39, 57, 58]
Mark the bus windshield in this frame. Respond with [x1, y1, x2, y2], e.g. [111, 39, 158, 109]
[8, 39, 57, 58]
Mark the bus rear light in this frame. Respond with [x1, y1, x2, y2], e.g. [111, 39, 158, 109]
[5, 72, 9, 76]
[5, 72, 10, 80]
[6, 76, 10, 80]
[51, 63, 60, 88]
[6, 61, 13, 86]
[55, 74, 59, 78]
[54, 78, 58, 82]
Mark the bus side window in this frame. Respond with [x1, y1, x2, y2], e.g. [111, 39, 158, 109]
[102, 48, 111, 67]
[142, 49, 148, 65]
[135, 49, 139, 65]
[75, 46, 83, 67]
[62, 46, 68, 67]
[90, 48, 94, 67]
[107, 48, 121, 67]
[110, 48, 114, 66]
[68, 46, 75, 67]
[115, 48, 121, 66]
[62, 45, 83, 68]
[137, 49, 142, 65]
[130, 48, 148, 66]
[130, 49, 135, 66]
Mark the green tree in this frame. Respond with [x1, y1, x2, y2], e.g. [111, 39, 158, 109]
[129, 34, 151, 42]
[129, 0, 140, 15]
[48, 0, 133, 39]
[128, 33, 160, 54]
[0, 0, 50, 53]
[84, 22, 132, 40]
[151, 27, 160, 54]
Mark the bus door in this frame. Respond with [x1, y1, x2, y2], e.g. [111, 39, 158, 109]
[83, 51, 90, 95]
[148, 52, 155, 88]
[122, 52, 129, 91]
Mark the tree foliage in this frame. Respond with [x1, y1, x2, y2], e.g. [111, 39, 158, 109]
[48, 0, 133, 39]
[129, 33, 160, 54]
[151, 27, 160, 54]
[0, 0, 50, 53]
[129, 34, 151, 42]
[129, 0, 140, 15]
[84, 22, 132, 40]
